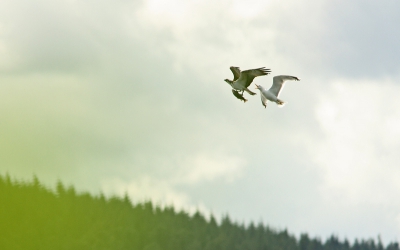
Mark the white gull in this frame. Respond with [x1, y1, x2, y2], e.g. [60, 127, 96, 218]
[255, 75, 300, 108]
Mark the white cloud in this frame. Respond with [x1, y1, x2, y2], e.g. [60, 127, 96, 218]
[102, 175, 212, 217]
[231, 0, 271, 19]
[102, 176, 189, 205]
[314, 79, 400, 207]
[100, 151, 245, 214]
[179, 153, 246, 183]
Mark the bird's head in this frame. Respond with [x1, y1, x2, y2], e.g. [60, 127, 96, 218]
[224, 79, 233, 85]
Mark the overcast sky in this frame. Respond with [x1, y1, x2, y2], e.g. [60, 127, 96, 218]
[1, 0, 400, 243]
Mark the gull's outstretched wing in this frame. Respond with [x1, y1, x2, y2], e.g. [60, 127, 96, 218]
[230, 66, 241, 81]
[269, 75, 300, 97]
[238, 67, 271, 87]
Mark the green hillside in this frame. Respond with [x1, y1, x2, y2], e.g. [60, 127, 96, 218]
[0, 174, 398, 250]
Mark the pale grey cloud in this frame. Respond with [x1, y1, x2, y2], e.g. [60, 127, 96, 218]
[309, 78, 400, 240]
[320, 1, 400, 78]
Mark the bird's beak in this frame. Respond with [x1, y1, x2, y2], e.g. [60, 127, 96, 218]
[255, 84, 259, 89]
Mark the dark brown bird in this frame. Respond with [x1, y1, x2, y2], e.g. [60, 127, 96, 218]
[224, 66, 271, 98]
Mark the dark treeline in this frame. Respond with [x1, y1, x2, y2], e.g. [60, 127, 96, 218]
[0, 174, 398, 250]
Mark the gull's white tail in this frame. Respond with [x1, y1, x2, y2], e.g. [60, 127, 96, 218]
[276, 99, 286, 107]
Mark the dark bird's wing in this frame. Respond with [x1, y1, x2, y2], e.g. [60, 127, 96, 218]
[269, 75, 300, 97]
[230, 66, 241, 81]
[239, 67, 271, 87]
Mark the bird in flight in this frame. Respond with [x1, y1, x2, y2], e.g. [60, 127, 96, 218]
[255, 75, 300, 108]
[225, 66, 271, 101]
